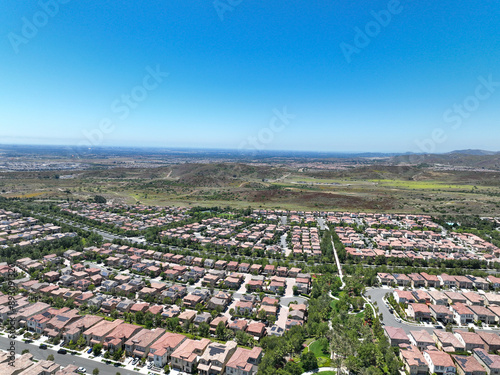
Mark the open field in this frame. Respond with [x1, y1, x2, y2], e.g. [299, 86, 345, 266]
[1, 157, 500, 215]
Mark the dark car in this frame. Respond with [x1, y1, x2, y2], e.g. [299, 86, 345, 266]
[39, 344, 47, 349]
[57, 348, 67, 354]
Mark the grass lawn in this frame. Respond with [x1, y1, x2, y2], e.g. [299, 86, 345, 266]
[307, 340, 331, 367]
[309, 340, 326, 357]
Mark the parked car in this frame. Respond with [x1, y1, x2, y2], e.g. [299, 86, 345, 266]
[76, 367, 86, 373]
[39, 344, 47, 349]
[87, 348, 93, 354]
[57, 348, 67, 354]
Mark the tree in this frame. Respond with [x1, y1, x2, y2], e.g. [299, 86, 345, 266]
[300, 352, 318, 371]
[93, 343, 103, 356]
[284, 361, 302, 375]
[21, 349, 30, 354]
[198, 322, 210, 338]
[257, 309, 267, 321]
[94, 195, 107, 204]
[216, 321, 226, 340]
[93, 368, 100, 375]
[47, 354, 54, 361]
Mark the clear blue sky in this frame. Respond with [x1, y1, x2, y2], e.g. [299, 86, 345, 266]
[1, 1, 499, 153]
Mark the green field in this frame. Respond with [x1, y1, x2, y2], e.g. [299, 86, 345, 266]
[304, 340, 332, 368]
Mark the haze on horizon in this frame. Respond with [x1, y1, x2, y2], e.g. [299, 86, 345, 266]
[1, 1, 499, 153]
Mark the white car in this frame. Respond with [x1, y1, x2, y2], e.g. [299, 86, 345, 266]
[76, 367, 86, 374]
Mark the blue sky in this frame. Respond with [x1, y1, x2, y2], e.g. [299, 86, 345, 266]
[1, 1, 499, 153]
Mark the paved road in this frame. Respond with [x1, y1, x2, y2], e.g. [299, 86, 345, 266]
[365, 287, 500, 335]
[364, 287, 434, 334]
[0, 336, 142, 375]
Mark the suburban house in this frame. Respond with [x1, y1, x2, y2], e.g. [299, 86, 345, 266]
[170, 338, 211, 373]
[225, 347, 263, 375]
[384, 326, 410, 347]
[473, 348, 500, 375]
[407, 303, 431, 321]
[124, 328, 165, 358]
[103, 322, 142, 353]
[83, 319, 124, 345]
[148, 332, 186, 368]
[454, 331, 485, 352]
[63, 315, 103, 343]
[451, 303, 475, 325]
[477, 331, 500, 353]
[433, 331, 465, 352]
[409, 330, 435, 351]
[429, 305, 453, 324]
[423, 349, 456, 375]
[452, 355, 486, 375]
[400, 345, 429, 375]
[197, 341, 237, 375]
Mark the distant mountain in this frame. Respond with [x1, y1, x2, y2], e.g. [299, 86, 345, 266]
[447, 149, 499, 156]
[390, 151, 500, 170]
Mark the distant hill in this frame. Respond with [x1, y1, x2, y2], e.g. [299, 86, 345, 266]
[447, 149, 499, 156]
[390, 151, 500, 170]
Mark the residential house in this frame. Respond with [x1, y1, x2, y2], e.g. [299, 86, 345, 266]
[83, 319, 124, 345]
[400, 345, 429, 375]
[377, 272, 395, 286]
[63, 315, 103, 343]
[409, 330, 435, 351]
[423, 349, 456, 375]
[407, 303, 431, 321]
[421, 272, 440, 288]
[477, 331, 500, 353]
[452, 355, 487, 375]
[170, 338, 211, 373]
[433, 331, 465, 352]
[469, 305, 496, 325]
[210, 316, 228, 334]
[452, 303, 475, 325]
[198, 341, 237, 375]
[229, 319, 248, 332]
[473, 348, 500, 375]
[225, 347, 263, 375]
[246, 322, 266, 338]
[148, 332, 186, 368]
[103, 322, 142, 353]
[454, 330, 485, 352]
[430, 305, 453, 324]
[429, 290, 449, 306]
[178, 310, 197, 325]
[384, 326, 410, 347]
[125, 328, 165, 358]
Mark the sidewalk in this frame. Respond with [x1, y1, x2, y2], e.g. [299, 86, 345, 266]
[6, 330, 160, 374]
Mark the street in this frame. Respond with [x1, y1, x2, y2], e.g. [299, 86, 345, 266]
[0, 336, 142, 375]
